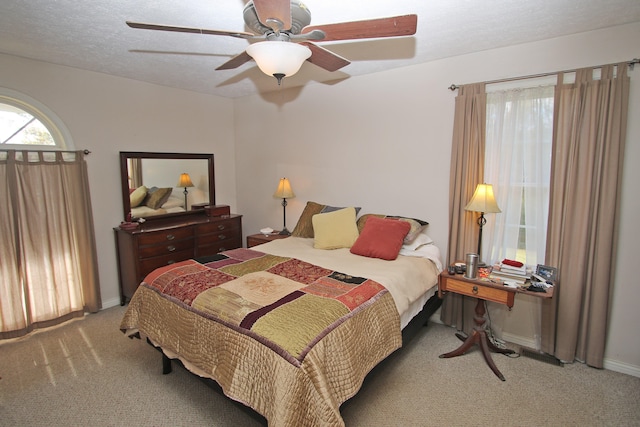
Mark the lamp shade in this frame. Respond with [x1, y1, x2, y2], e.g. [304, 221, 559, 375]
[465, 183, 501, 213]
[177, 173, 194, 188]
[273, 178, 295, 199]
[246, 41, 311, 79]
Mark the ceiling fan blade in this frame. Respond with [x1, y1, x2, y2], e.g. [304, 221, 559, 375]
[252, 0, 292, 31]
[301, 42, 350, 72]
[215, 51, 253, 70]
[126, 21, 256, 39]
[301, 14, 417, 42]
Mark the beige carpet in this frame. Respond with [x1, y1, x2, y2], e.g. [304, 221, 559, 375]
[1, 305, 639, 427]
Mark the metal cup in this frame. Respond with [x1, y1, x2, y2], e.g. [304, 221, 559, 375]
[464, 253, 479, 279]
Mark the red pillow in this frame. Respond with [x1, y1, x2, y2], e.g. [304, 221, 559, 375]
[350, 216, 411, 260]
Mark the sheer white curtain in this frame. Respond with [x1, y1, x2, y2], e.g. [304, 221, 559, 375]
[483, 85, 554, 267]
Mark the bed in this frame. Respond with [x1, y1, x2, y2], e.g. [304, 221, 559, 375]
[120, 206, 443, 426]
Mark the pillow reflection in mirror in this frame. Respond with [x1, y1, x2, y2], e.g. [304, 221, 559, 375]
[130, 186, 148, 208]
[145, 187, 172, 209]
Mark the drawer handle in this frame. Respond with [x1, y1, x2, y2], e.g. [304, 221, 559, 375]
[167, 245, 176, 252]
[167, 260, 176, 265]
[217, 224, 226, 230]
[166, 234, 175, 241]
[218, 234, 226, 240]
[218, 247, 226, 252]
[472, 285, 478, 295]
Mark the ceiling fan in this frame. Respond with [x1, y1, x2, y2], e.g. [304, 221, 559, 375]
[126, 0, 417, 85]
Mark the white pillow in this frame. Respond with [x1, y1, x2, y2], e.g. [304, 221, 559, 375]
[399, 243, 444, 272]
[402, 232, 434, 251]
[161, 196, 185, 209]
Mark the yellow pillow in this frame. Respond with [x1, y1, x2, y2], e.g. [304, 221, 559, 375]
[312, 207, 359, 249]
[129, 185, 148, 208]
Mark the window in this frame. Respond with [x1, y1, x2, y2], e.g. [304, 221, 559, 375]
[0, 88, 73, 150]
[483, 84, 555, 266]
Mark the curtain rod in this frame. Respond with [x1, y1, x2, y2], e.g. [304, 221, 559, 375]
[0, 149, 91, 155]
[448, 57, 639, 91]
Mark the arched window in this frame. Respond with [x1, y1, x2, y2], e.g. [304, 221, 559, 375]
[0, 88, 74, 150]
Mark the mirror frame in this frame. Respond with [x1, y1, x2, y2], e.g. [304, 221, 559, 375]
[119, 151, 215, 221]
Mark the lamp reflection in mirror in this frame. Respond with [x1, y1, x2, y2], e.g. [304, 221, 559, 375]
[465, 183, 501, 264]
[177, 172, 194, 210]
[273, 178, 295, 235]
[246, 41, 311, 85]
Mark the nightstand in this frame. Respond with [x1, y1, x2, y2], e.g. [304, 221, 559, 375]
[246, 232, 289, 248]
[438, 271, 554, 381]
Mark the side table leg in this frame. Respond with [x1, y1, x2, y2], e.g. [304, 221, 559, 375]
[439, 297, 511, 381]
[478, 330, 506, 381]
[439, 330, 479, 358]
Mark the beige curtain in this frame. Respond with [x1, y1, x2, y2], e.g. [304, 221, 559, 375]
[541, 64, 630, 367]
[128, 158, 143, 189]
[440, 83, 487, 333]
[0, 150, 101, 339]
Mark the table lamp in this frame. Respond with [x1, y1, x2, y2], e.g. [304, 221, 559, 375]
[177, 172, 194, 210]
[465, 183, 501, 264]
[273, 178, 295, 235]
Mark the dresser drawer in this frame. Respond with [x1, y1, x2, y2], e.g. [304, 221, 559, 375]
[444, 277, 513, 305]
[138, 237, 195, 259]
[198, 226, 241, 244]
[197, 236, 242, 257]
[197, 217, 240, 234]
[139, 248, 194, 279]
[137, 227, 194, 246]
[196, 216, 242, 256]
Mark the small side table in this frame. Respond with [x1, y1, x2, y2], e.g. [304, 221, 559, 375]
[246, 232, 289, 248]
[438, 272, 554, 381]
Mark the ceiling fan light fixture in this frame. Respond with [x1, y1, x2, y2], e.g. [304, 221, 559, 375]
[246, 41, 311, 84]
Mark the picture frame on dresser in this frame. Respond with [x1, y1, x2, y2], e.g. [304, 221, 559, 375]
[536, 264, 558, 281]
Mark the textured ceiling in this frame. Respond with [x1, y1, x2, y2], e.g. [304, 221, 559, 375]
[1, 0, 639, 99]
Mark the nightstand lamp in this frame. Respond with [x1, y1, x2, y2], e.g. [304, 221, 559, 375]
[177, 172, 194, 210]
[273, 178, 295, 236]
[465, 183, 501, 264]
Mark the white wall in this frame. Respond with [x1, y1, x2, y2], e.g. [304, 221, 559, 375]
[234, 22, 640, 374]
[0, 53, 236, 308]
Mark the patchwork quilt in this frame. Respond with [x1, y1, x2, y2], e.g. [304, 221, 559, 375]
[121, 248, 403, 426]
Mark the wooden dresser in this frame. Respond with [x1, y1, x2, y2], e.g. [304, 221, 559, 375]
[114, 213, 242, 305]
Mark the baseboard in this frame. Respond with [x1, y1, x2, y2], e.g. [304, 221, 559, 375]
[101, 297, 122, 310]
[603, 358, 640, 378]
[503, 333, 640, 378]
[501, 332, 537, 349]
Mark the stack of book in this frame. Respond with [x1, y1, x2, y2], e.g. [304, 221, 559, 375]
[490, 261, 529, 285]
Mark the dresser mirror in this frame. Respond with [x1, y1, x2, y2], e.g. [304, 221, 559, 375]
[119, 151, 215, 221]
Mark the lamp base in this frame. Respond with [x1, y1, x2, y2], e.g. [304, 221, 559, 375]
[279, 228, 291, 236]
